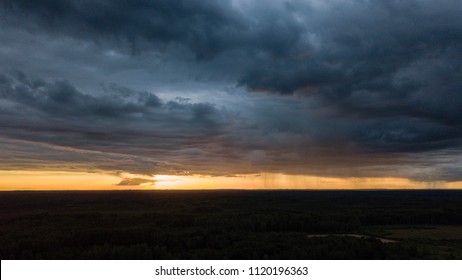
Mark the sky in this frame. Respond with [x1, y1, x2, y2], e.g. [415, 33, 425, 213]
[0, 0, 461, 190]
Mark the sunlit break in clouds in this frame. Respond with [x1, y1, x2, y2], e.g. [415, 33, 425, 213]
[1, 0, 462, 190]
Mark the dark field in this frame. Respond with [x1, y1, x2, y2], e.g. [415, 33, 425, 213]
[1, 190, 462, 259]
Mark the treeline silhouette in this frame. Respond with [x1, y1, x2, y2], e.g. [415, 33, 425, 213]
[0, 190, 461, 259]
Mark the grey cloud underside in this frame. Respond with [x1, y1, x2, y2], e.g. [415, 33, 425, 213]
[1, 72, 461, 181]
[0, 72, 230, 174]
[0, 0, 462, 182]
[117, 178, 155, 186]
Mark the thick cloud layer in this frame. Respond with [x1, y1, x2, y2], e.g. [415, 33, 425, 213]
[0, 0, 461, 183]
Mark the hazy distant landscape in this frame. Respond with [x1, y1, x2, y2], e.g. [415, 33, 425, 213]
[1, 190, 462, 259]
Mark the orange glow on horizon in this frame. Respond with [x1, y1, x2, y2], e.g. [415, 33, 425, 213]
[152, 173, 462, 190]
[0, 171, 124, 190]
[1, 170, 461, 190]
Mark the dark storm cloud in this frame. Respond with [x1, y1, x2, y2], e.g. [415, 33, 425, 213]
[0, 71, 220, 124]
[1, 71, 461, 181]
[0, 72, 234, 175]
[1, 0, 462, 182]
[2, 0, 460, 114]
[0, 0, 244, 58]
[0, 72, 161, 118]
